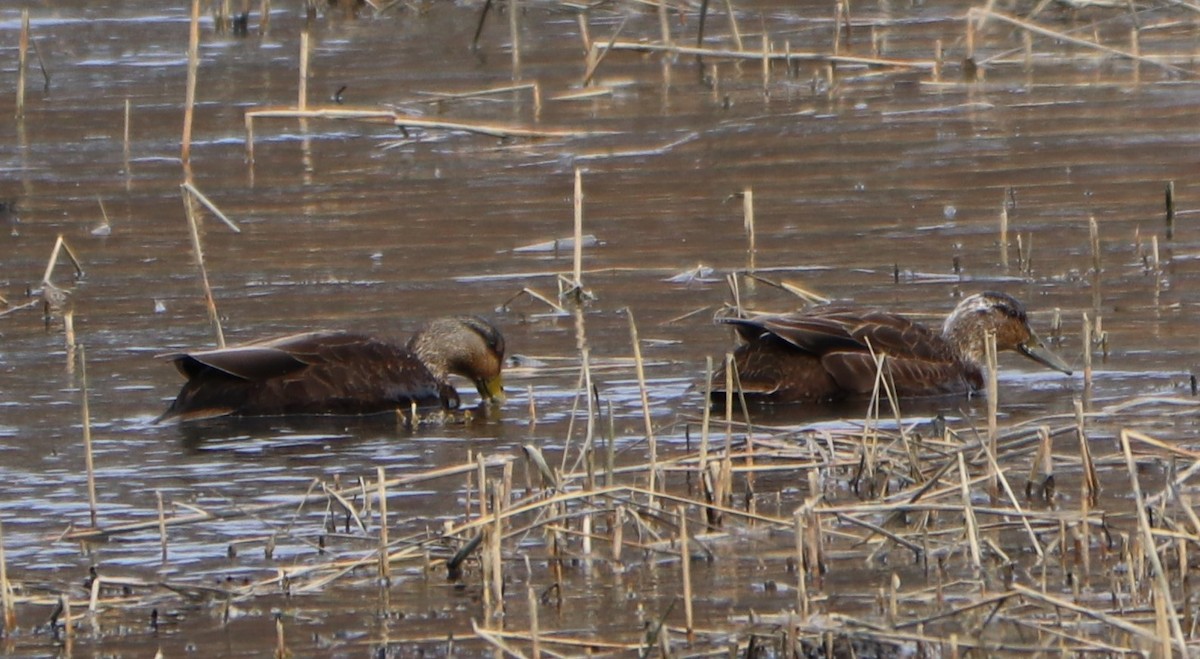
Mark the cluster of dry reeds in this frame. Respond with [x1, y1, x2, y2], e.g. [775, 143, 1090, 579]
[0, 388, 1186, 655]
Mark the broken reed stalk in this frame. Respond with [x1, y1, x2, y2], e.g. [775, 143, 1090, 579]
[298, 29, 309, 110]
[1083, 313, 1093, 390]
[678, 505, 695, 642]
[181, 182, 242, 233]
[16, 10, 28, 119]
[1119, 430, 1188, 653]
[41, 234, 84, 285]
[627, 310, 657, 496]
[79, 344, 98, 528]
[0, 518, 13, 633]
[376, 466, 389, 582]
[581, 17, 628, 87]
[182, 188, 226, 347]
[182, 0, 200, 164]
[274, 614, 287, 659]
[572, 168, 584, 290]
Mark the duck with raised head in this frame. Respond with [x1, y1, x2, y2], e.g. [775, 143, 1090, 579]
[158, 316, 505, 421]
[711, 292, 1072, 405]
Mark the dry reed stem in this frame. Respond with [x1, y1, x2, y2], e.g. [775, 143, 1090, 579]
[998, 203, 1009, 268]
[626, 310, 657, 497]
[298, 30, 309, 111]
[376, 466, 389, 582]
[956, 452, 982, 569]
[678, 505, 694, 641]
[1120, 429, 1188, 653]
[182, 187, 226, 348]
[78, 344, 98, 528]
[582, 16, 629, 87]
[16, 10, 28, 120]
[603, 40, 934, 70]
[182, 0, 200, 163]
[64, 456, 513, 543]
[417, 82, 540, 105]
[0, 518, 13, 633]
[41, 234, 84, 285]
[182, 182, 242, 233]
[508, 0, 520, 78]
[985, 330, 998, 446]
[245, 107, 604, 142]
[657, 0, 671, 45]
[156, 490, 168, 563]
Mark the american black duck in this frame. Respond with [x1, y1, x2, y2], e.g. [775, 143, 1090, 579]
[158, 316, 505, 421]
[712, 292, 1072, 404]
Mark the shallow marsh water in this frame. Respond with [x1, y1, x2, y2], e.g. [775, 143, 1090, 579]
[2, 0, 1200, 655]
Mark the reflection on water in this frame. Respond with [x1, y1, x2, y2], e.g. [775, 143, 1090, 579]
[2, 0, 1200, 654]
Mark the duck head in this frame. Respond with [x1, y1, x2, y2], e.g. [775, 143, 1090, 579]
[942, 292, 1072, 375]
[409, 316, 507, 404]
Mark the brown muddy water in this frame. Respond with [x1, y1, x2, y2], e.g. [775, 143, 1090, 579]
[2, 0, 1200, 656]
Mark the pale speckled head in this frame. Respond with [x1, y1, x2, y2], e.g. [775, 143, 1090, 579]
[409, 316, 506, 404]
[942, 292, 1072, 375]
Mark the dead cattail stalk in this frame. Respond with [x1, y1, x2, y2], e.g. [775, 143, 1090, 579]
[182, 0, 200, 163]
[79, 344, 98, 528]
[761, 36, 770, 98]
[0, 518, 13, 633]
[627, 310, 657, 496]
[679, 505, 695, 642]
[376, 466, 389, 583]
[16, 10, 28, 119]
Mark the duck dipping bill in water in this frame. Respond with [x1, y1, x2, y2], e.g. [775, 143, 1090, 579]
[157, 316, 505, 421]
[711, 292, 1072, 405]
